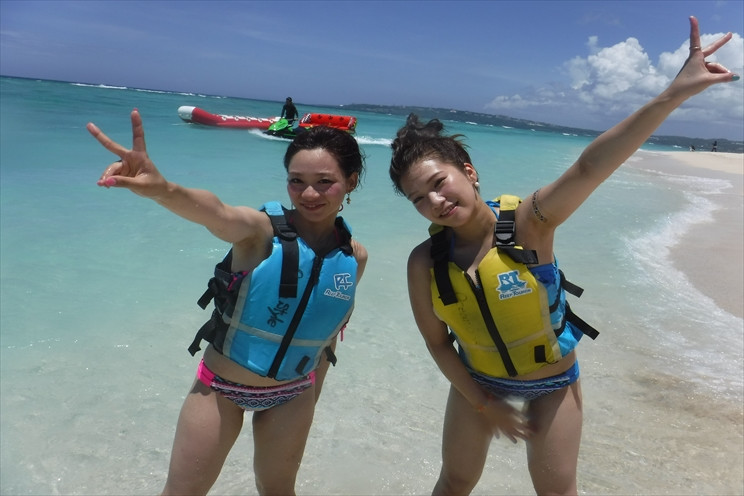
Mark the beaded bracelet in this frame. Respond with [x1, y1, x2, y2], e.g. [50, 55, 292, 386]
[532, 189, 547, 223]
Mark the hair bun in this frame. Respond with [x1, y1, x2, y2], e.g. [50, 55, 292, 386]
[392, 113, 444, 154]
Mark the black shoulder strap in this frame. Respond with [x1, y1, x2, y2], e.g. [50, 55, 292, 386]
[493, 206, 539, 265]
[334, 216, 354, 255]
[266, 208, 299, 299]
[430, 228, 457, 305]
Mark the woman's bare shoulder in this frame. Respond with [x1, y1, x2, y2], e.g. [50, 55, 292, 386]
[408, 238, 434, 270]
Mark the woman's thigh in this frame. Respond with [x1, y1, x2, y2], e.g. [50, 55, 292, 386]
[162, 379, 245, 495]
[525, 380, 583, 495]
[435, 385, 493, 494]
[251, 384, 317, 495]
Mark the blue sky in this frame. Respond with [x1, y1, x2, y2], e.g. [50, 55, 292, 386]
[1, 0, 742, 140]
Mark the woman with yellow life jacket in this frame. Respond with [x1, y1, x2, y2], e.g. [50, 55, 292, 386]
[388, 17, 737, 495]
[88, 112, 367, 495]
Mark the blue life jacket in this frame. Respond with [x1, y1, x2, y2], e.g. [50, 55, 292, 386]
[190, 202, 357, 380]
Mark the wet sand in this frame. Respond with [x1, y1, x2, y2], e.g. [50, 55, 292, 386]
[630, 150, 743, 318]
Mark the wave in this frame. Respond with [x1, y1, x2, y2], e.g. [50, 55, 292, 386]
[624, 171, 742, 398]
[70, 82, 128, 90]
[68, 81, 215, 99]
[355, 136, 392, 146]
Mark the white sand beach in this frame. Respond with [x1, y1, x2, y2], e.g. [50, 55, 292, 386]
[630, 150, 743, 318]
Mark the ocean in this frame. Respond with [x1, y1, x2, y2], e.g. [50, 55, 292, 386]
[1, 76, 742, 495]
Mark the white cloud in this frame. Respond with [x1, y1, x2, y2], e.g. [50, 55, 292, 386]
[485, 32, 744, 138]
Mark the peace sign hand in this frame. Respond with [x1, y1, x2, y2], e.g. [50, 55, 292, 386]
[671, 16, 739, 99]
[87, 109, 167, 199]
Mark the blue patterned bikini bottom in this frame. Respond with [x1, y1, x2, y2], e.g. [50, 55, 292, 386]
[469, 361, 579, 401]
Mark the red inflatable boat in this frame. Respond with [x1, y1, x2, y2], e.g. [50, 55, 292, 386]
[177, 106, 278, 129]
[298, 113, 357, 133]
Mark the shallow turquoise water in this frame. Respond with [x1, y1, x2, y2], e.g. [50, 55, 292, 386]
[1, 76, 741, 495]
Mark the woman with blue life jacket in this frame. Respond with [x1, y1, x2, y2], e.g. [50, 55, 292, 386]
[388, 17, 737, 495]
[88, 111, 367, 495]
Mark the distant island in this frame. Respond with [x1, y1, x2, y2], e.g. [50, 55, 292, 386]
[341, 103, 743, 154]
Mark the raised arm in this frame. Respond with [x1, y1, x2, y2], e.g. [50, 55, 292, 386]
[528, 17, 738, 231]
[88, 110, 268, 244]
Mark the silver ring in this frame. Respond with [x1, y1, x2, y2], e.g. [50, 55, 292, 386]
[690, 45, 702, 50]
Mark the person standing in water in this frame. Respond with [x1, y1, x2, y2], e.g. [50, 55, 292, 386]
[388, 17, 737, 495]
[88, 113, 367, 495]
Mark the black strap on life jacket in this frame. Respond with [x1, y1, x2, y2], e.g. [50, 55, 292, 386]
[266, 208, 300, 298]
[266, 216, 353, 378]
[492, 206, 539, 265]
[430, 229, 457, 305]
[431, 207, 538, 306]
[267, 209, 353, 297]
[334, 216, 354, 256]
[189, 208, 354, 375]
[429, 200, 598, 371]
[189, 207, 304, 356]
[548, 270, 600, 340]
[564, 302, 599, 339]
[267, 255, 323, 378]
[189, 250, 237, 356]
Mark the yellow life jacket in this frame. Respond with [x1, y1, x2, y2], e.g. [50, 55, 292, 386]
[429, 195, 596, 378]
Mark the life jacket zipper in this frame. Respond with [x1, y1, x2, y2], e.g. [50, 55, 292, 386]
[465, 270, 518, 377]
[267, 255, 324, 378]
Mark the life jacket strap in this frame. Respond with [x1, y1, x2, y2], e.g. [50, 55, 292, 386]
[191, 250, 237, 354]
[430, 229, 458, 305]
[565, 302, 599, 340]
[267, 209, 354, 298]
[324, 346, 338, 366]
[493, 206, 539, 265]
[189, 309, 223, 356]
[292, 346, 337, 376]
[266, 209, 300, 299]
[197, 250, 234, 309]
[559, 270, 584, 298]
[534, 345, 547, 364]
[335, 217, 354, 256]
[546, 271, 598, 339]
[192, 202, 355, 377]
[268, 256, 324, 378]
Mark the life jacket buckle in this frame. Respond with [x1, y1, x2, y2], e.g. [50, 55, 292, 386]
[494, 220, 516, 245]
[277, 230, 298, 241]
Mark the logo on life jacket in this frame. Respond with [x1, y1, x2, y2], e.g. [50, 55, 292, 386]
[333, 273, 354, 290]
[324, 272, 353, 300]
[496, 270, 533, 300]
